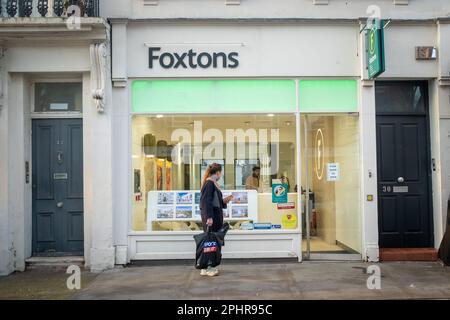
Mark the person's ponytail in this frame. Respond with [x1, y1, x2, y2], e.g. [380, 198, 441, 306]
[201, 163, 222, 188]
[201, 165, 211, 188]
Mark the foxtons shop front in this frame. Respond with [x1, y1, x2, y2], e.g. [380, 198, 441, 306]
[110, 20, 374, 263]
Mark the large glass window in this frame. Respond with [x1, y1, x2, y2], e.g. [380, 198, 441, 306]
[301, 115, 361, 254]
[131, 114, 299, 232]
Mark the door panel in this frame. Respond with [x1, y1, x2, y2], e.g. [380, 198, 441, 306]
[402, 124, 420, 181]
[376, 115, 432, 248]
[380, 196, 398, 233]
[34, 124, 56, 200]
[66, 123, 84, 199]
[32, 119, 84, 255]
[378, 124, 396, 181]
[36, 212, 56, 242]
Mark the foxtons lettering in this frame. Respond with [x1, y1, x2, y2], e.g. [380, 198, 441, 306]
[149, 47, 239, 69]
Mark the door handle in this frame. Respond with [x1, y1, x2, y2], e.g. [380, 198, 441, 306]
[56, 202, 64, 208]
[397, 177, 405, 183]
[57, 151, 64, 164]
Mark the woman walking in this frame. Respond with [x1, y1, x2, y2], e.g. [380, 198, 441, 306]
[199, 163, 233, 276]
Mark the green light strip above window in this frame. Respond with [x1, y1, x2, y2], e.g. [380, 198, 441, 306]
[299, 79, 358, 112]
[132, 79, 297, 113]
[132, 79, 358, 114]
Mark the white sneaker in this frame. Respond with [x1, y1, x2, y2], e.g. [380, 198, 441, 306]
[200, 269, 208, 276]
[206, 267, 219, 277]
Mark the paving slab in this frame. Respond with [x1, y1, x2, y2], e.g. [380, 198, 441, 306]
[70, 261, 450, 300]
[1, 261, 449, 300]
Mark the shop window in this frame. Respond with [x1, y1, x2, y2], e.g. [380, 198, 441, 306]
[131, 114, 299, 232]
[34, 82, 83, 112]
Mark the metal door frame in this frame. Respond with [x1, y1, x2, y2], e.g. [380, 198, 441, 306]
[301, 114, 362, 261]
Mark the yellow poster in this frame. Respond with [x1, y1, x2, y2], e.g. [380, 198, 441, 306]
[282, 214, 298, 229]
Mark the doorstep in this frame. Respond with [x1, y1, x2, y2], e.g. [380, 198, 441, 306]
[25, 256, 85, 271]
[379, 248, 438, 262]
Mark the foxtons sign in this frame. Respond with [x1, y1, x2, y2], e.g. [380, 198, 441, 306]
[149, 47, 239, 69]
[366, 19, 385, 79]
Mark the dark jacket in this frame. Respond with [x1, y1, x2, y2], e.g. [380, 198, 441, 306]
[200, 180, 227, 232]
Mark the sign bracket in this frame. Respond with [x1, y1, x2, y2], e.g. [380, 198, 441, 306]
[359, 19, 391, 34]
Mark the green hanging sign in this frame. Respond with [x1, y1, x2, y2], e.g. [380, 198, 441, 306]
[366, 19, 386, 79]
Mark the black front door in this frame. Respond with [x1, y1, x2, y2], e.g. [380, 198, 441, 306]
[32, 119, 84, 255]
[376, 81, 433, 248]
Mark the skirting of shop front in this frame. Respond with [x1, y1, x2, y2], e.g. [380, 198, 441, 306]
[128, 231, 301, 261]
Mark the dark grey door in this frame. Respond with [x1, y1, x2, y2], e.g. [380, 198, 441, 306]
[32, 119, 84, 255]
[376, 81, 433, 248]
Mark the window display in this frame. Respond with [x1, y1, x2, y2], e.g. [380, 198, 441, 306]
[131, 114, 298, 232]
[148, 190, 258, 226]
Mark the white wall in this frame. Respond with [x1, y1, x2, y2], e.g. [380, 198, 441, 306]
[8, 74, 28, 271]
[0, 71, 13, 276]
[125, 22, 360, 78]
[381, 24, 438, 79]
[112, 84, 131, 264]
[4, 45, 91, 73]
[101, 0, 450, 20]
[83, 57, 115, 272]
[436, 23, 450, 247]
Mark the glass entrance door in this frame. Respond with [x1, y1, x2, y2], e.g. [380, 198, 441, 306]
[301, 114, 362, 259]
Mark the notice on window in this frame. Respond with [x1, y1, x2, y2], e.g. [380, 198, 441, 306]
[272, 183, 288, 204]
[50, 103, 69, 111]
[327, 163, 340, 182]
[277, 202, 295, 210]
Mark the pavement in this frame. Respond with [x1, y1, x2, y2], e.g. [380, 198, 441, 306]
[1, 261, 449, 300]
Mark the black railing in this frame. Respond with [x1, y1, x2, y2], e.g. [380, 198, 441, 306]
[0, 0, 100, 18]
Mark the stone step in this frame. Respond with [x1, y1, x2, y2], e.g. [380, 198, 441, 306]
[380, 248, 439, 262]
[26, 256, 85, 271]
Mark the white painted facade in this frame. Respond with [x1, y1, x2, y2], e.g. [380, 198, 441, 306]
[1, 0, 450, 275]
[0, 18, 113, 275]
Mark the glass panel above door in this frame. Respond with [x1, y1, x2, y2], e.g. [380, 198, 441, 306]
[375, 81, 427, 114]
[34, 82, 83, 112]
